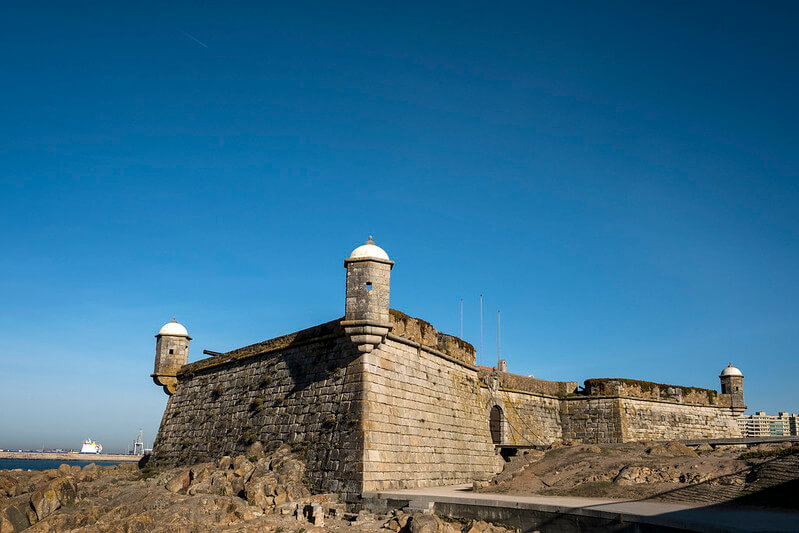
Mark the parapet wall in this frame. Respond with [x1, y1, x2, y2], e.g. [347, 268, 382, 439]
[152, 322, 366, 499]
[478, 368, 578, 397]
[389, 309, 476, 366]
[584, 378, 725, 406]
[560, 395, 742, 443]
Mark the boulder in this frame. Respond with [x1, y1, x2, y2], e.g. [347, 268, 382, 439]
[408, 513, 459, 533]
[0, 495, 34, 532]
[384, 511, 410, 532]
[30, 477, 77, 520]
[165, 470, 192, 494]
[218, 456, 233, 470]
[232, 455, 255, 479]
[57, 464, 72, 477]
[244, 477, 276, 511]
[273, 458, 305, 482]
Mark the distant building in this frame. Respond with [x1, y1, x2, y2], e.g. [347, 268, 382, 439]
[738, 411, 799, 437]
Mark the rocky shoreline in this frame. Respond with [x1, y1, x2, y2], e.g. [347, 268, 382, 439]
[0, 443, 514, 533]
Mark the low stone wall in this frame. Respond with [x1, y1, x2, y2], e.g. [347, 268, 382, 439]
[619, 398, 742, 441]
[360, 337, 497, 491]
[152, 329, 366, 499]
[479, 369, 577, 397]
[560, 396, 742, 443]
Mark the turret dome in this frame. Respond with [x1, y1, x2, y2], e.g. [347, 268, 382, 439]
[348, 236, 390, 261]
[720, 363, 743, 377]
[157, 318, 189, 337]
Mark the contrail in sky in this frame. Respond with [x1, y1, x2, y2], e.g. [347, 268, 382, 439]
[181, 30, 209, 49]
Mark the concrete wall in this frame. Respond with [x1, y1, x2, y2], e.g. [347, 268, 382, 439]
[360, 337, 498, 491]
[152, 322, 366, 499]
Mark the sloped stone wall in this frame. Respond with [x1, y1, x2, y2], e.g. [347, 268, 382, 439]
[619, 399, 742, 441]
[152, 330, 365, 499]
[360, 338, 498, 491]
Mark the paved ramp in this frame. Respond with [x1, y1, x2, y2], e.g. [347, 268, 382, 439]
[363, 485, 799, 532]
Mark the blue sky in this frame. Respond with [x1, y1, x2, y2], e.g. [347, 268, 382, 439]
[1, 2, 797, 452]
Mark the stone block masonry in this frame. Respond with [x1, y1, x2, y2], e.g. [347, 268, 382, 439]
[360, 337, 498, 491]
[152, 321, 367, 500]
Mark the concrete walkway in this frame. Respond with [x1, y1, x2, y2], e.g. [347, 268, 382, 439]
[364, 485, 799, 532]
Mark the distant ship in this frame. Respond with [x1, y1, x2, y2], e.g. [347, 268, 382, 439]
[79, 439, 102, 454]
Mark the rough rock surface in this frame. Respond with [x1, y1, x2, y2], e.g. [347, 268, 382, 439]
[1, 445, 519, 533]
[479, 441, 799, 509]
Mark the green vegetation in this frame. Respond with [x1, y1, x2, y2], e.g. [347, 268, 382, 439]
[739, 446, 799, 460]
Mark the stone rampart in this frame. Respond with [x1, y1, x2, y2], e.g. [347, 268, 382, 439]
[478, 369, 578, 397]
[389, 309, 475, 366]
[560, 396, 742, 443]
[618, 398, 741, 441]
[360, 337, 497, 491]
[152, 322, 366, 499]
[583, 378, 721, 406]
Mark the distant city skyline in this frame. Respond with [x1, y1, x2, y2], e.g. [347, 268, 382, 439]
[1, 2, 797, 452]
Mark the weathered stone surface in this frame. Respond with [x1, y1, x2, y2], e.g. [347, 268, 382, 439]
[29, 477, 77, 520]
[165, 469, 191, 493]
[232, 455, 255, 479]
[0, 495, 33, 532]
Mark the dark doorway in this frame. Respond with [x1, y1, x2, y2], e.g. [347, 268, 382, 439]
[490, 405, 503, 445]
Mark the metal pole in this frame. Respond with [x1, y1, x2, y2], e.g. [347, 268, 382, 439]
[479, 294, 483, 367]
[498, 309, 501, 366]
[459, 298, 463, 338]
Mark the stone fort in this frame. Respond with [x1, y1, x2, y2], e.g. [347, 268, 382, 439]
[150, 238, 745, 500]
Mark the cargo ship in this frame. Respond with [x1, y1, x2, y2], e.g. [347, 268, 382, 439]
[79, 439, 102, 454]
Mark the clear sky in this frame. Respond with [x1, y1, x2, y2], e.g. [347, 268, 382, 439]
[1, 2, 797, 452]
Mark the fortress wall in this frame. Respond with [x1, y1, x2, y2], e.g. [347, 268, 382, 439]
[618, 398, 742, 441]
[584, 378, 722, 406]
[152, 334, 366, 498]
[482, 387, 563, 446]
[560, 398, 625, 443]
[560, 396, 742, 443]
[360, 338, 498, 491]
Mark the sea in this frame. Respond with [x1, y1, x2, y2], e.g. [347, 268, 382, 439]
[0, 459, 122, 471]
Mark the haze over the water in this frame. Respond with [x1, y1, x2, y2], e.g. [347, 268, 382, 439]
[1, 2, 797, 453]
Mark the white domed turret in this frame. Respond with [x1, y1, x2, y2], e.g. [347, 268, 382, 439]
[158, 319, 189, 337]
[342, 237, 394, 353]
[720, 363, 743, 377]
[348, 236, 390, 261]
[719, 362, 745, 413]
[152, 318, 192, 395]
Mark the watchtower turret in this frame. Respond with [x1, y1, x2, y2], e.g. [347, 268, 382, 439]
[152, 318, 191, 395]
[720, 363, 745, 414]
[341, 237, 393, 352]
